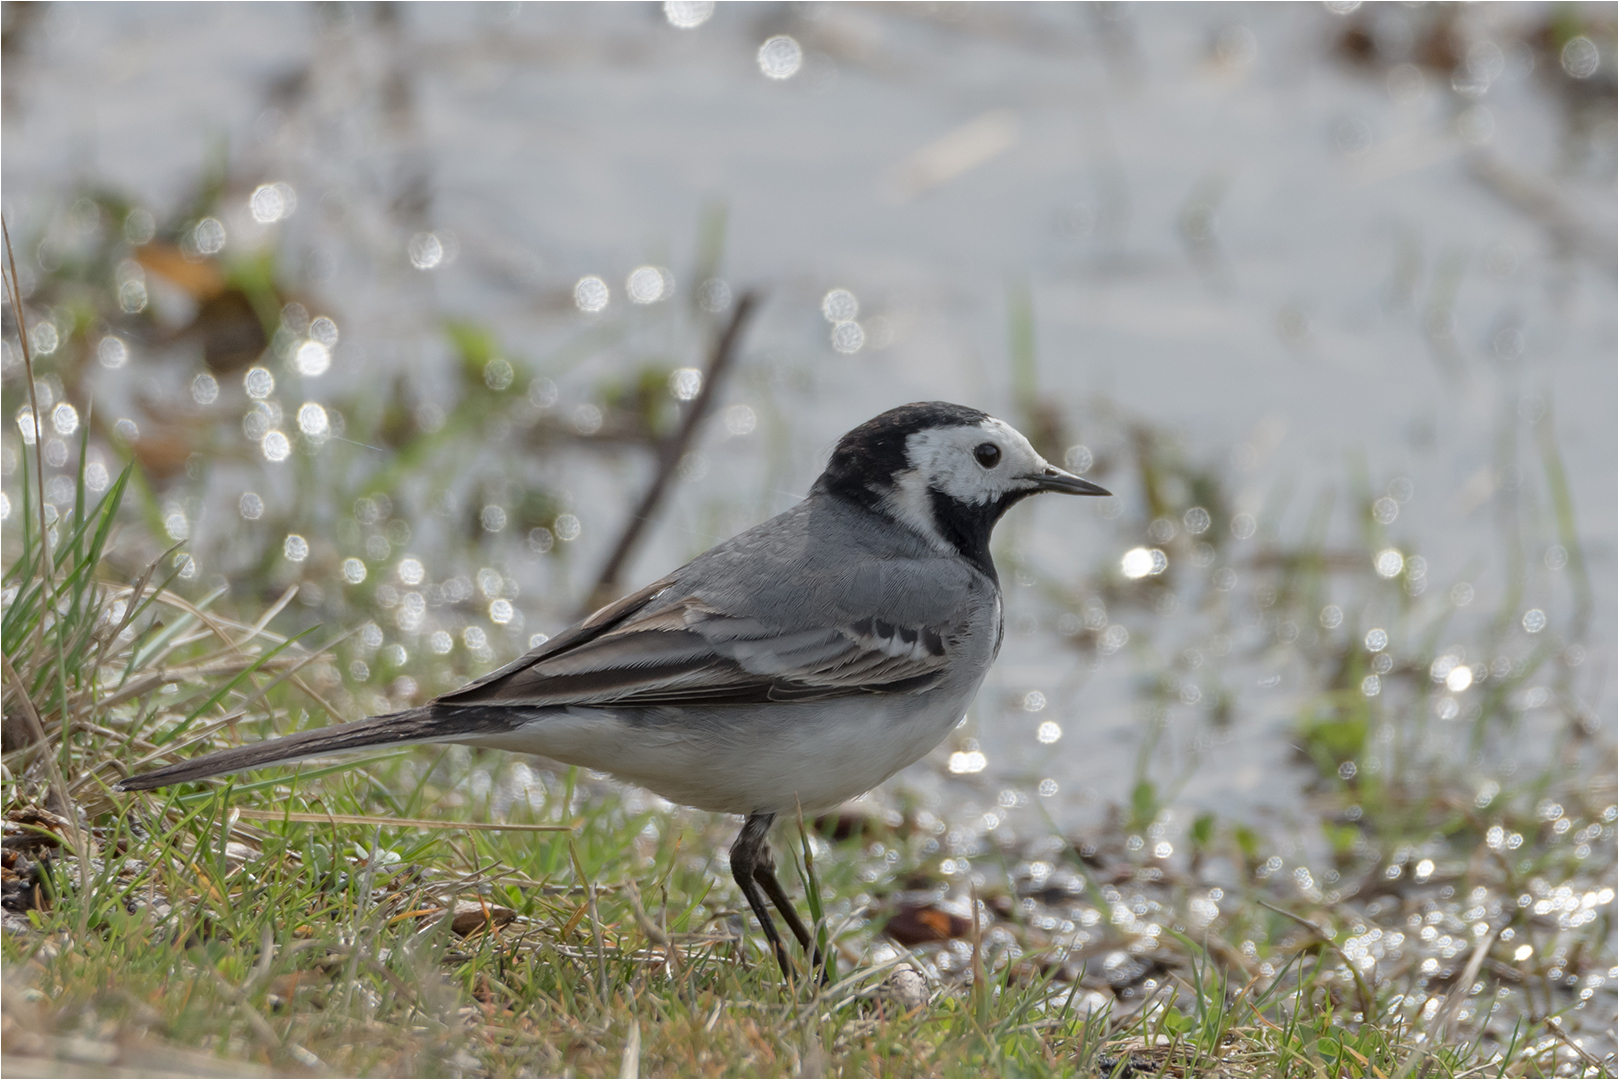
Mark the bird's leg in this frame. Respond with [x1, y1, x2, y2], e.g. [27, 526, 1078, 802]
[753, 859, 813, 952]
[731, 813, 795, 978]
[753, 859, 828, 981]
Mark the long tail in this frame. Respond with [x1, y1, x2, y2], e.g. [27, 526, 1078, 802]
[117, 706, 523, 792]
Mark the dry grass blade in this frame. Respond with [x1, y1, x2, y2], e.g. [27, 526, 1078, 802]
[2, 216, 51, 676]
[238, 583, 301, 650]
[1544, 1016, 1608, 1073]
[230, 808, 571, 832]
[107, 586, 358, 724]
[620, 1018, 640, 1080]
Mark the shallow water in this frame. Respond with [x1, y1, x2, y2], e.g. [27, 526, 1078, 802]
[2, 2, 1613, 837]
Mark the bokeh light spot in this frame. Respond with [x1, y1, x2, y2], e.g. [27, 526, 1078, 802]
[1122, 547, 1166, 579]
[574, 275, 609, 312]
[758, 35, 803, 79]
[830, 321, 865, 354]
[409, 232, 444, 270]
[50, 403, 78, 437]
[261, 430, 291, 462]
[669, 367, 703, 402]
[1561, 36, 1599, 79]
[725, 404, 756, 436]
[295, 340, 332, 377]
[948, 749, 987, 774]
[193, 217, 226, 255]
[298, 402, 330, 437]
[484, 358, 514, 391]
[97, 336, 128, 369]
[249, 182, 298, 224]
[31, 323, 59, 356]
[664, 0, 713, 28]
[1374, 548, 1404, 578]
[627, 265, 669, 304]
[244, 367, 275, 400]
[821, 289, 859, 323]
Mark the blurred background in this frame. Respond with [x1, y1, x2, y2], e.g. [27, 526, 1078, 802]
[1, 1, 1614, 851]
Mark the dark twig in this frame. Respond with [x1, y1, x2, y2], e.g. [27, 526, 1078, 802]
[584, 291, 760, 613]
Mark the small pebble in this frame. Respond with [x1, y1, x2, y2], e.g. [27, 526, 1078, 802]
[884, 965, 929, 1010]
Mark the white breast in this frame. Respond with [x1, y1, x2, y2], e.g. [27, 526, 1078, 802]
[467, 684, 979, 816]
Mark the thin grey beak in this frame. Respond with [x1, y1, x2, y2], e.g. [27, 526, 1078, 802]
[1028, 465, 1111, 497]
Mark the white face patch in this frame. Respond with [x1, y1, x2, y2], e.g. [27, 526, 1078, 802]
[905, 418, 1050, 505]
[879, 417, 1052, 546]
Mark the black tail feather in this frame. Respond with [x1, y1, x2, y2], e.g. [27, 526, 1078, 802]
[116, 706, 521, 792]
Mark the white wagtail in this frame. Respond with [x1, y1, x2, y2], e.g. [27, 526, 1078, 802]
[120, 401, 1110, 974]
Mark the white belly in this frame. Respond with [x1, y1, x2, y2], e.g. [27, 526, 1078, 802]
[466, 689, 975, 816]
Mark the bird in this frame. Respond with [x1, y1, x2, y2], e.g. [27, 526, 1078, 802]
[119, 401, 1110, 976]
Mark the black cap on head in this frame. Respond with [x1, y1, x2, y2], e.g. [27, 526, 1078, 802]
[817, 402, 989, 509]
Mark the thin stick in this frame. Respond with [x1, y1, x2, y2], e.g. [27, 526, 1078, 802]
[1543, 1016, 1606, 1073]
[584, 291, 760, 612]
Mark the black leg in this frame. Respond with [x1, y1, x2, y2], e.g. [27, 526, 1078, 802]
[754, 861, 827, 979]
[730, 813, 795, 977]
[731, 814, 830, 983]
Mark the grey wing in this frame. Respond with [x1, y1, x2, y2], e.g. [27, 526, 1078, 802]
[437, 592, 955, 710]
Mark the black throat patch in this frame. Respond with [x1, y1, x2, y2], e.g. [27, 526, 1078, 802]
[926, 486, 1032, 583]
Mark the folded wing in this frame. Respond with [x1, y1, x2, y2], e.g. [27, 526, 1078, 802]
[439, 580, 954, 710]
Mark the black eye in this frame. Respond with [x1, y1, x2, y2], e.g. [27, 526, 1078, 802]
[973, 442, 1001, 468]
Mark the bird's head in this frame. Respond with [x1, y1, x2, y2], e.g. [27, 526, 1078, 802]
[816, 401, 1110, 577]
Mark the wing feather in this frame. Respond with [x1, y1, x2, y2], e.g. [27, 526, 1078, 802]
[439, 588, 954, 710]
